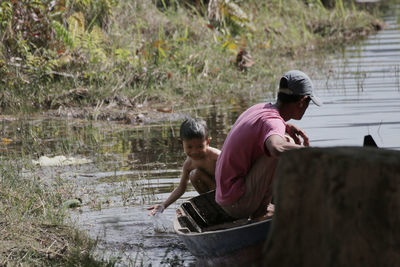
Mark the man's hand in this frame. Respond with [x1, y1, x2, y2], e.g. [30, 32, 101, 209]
[286, 123, 309, 146]
[147, 204, 165, 216]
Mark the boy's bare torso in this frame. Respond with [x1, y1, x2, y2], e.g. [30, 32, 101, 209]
[184, 147, 220, 178]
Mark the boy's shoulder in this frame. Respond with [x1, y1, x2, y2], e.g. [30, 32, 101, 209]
[207, 146, 221, 157]
[182, 156, 195, 170]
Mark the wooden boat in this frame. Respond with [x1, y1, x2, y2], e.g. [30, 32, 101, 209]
[173, 190, 272, 262]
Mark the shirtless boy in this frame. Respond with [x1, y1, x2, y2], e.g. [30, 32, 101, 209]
[148, 117, 221, 215]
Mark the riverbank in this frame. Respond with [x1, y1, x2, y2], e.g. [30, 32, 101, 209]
[0, 0, 386, 121]
[0, 159, 114, 266]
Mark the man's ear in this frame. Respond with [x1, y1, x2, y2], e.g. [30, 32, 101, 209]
[301, 96, 308, 101]
[299, 96, 308, 107]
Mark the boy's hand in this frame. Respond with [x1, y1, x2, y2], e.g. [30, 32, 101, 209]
[147, 204, 165, 216]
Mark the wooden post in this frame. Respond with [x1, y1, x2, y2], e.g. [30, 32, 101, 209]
[263, 147, 400, 267]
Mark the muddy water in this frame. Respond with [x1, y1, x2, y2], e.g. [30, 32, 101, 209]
[1, 5, 400, 267]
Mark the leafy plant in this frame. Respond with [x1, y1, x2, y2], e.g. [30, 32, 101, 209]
[0, 0, 120, 111]
[208, 0, 255, 36]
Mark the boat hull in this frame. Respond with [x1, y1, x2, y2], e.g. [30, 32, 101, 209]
[173, 191, 271, 260]
[174, 217, 271, 258]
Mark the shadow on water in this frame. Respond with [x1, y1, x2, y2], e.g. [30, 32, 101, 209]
[1, 5, 400, 267]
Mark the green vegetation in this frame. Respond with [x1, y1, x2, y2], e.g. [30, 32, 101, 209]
[0, 158, 114, 266]
[0, 0, 386, 114]
[0, 116, 182, 266]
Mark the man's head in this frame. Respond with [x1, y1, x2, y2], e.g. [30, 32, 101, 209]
[277, 70, 322, 120]
[180, 117, 210, 160]
[278, 70, 322, 107]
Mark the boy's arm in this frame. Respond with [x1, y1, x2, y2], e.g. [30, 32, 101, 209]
[148, 159, 191, 215]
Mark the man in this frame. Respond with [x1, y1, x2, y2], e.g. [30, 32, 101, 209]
[215, 70, 322, 219]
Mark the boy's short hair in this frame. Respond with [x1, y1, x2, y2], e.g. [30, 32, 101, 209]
[180, 117, 209, 140]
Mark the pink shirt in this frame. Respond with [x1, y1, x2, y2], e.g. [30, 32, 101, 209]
[215, 103, 286, 205]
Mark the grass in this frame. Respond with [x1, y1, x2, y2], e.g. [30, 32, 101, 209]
[0, 0, 388, 115]
[0, 153, 115, 266]
[0, 117, 184, 266]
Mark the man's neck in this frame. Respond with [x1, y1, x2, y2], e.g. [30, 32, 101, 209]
[274, 101, 291, 122]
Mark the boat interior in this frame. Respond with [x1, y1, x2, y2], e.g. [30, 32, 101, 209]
[175, 190, 251, 233]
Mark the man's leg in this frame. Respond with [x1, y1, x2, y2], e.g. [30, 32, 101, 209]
[220, 154, 279, 219]
[189, 169, 216, 194]
[252, 133, 295, 218]
[256, 133, 295, 218]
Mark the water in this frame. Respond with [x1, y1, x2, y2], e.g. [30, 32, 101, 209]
[1, 5, 400, 267]
[302, 7, 400, 149]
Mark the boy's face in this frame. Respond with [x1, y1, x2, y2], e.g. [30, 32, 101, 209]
[182, 138, 210, 160]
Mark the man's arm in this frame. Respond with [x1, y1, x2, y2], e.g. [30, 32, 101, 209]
[264, 134, 303, 158]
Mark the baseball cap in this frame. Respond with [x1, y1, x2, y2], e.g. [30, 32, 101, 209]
[278, 70, 322, 106]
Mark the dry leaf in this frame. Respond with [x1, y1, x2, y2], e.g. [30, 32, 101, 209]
[236, 49, 255, 71]
[2, 138, 12, 145]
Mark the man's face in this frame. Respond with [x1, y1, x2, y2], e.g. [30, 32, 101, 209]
[182, 138, 210, 160]
[295, 96, 311, 120]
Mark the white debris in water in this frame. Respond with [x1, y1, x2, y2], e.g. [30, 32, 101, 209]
[151, 213, 174, 233]
[32, 155, 92, 167]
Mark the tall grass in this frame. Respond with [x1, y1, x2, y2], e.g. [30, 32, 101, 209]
[0, 157, 118, 266]
[0, 0, 384, 114]
[0, 128, 114, 266]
